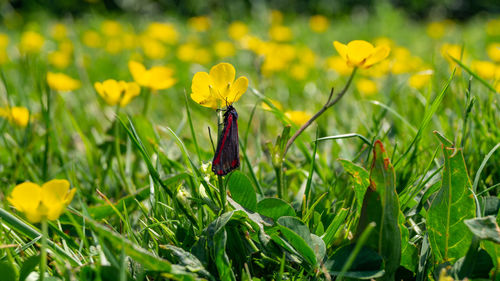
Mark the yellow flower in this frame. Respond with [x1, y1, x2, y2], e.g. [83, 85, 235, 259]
[82, 30, 102, 48]
[408, 71, 433, 90]
[261, 99, 283, 111]
[441, 43, 464, 62]
[46, 72, 81, 92]
[470, 60, 498, 80]
[128, 61, 176, 91]
[269, 25, 293, 42]
[0, 106, 30, 127]
[19, 31, 44, 54]
[426, 20, 452, 39]
[333, 40, 390, 69]
[285, 110, 311, 126]
[290, 64, 309, 80]
[270, 10, 284, 25]
[486, 43, 500, 63]
[141, 37, 166, 59]
[8, 179, 76, 223]
[356, 78, 378, 96]
[94, 79, 140, 107]
[188, 16, 211, 32]
[0, 33, 9, 48]
[48, 50, 71, 69]
[101, 20, 122, 36]
[309, 15, 329, 33]
[214, 41, 236, 58]
[191, 62, 248, 109]
[228, 21, 249, 41]
[0, 50, 8, 64]
[51, 23, 68, 41]
[326, 56, 354, 76]
[145, 22, 178, 45]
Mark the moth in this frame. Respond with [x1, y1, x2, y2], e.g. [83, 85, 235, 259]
[212, 105, 240, 176]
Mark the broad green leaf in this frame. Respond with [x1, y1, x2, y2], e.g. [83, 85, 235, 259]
[19, 255, 40, 281]
[256, 198, 295, 221]
[427, 146, 476, 264]
[355, 140, 401, 280]
[277, 224, 317, 266]
[0, 261, 17, 281]
[325, 244, 385, 279]
[339, 159, 370, 215]
[482, 241, 500, 279]
[464, 216, 500, 243]
[163, 245, 213, 280]
[227, 171, 257, 211]
[310, 234, 326, 263]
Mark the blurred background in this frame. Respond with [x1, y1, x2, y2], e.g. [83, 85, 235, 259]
[3, 0, 500, 21]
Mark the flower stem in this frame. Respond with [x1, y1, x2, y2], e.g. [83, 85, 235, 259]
[142, 89, 152, 116]
[283, 67, 358, 157]
[40, 218, 48, 281]
[216, 109, 227, 212]
[114, 107, 133, 194]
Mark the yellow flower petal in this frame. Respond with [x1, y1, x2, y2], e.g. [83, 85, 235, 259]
[333, 41, 348, 62]
[8, 182, 43, 223]
[364, 46, 390, 68]
[346, 40, 374, 66]
[228, 76, 249, 104]
[128, 61, 147, 86]
[41, 179, 71, 221]
[209, 63, 235, 97]
[191, 72, 218, 109]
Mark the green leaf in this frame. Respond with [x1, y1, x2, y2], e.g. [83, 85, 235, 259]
[19, 255, 40, 281]
[322, 208, 349, 247]
[482, 240, 500, 278]
[339, 159, 370, 215]
[355, 140, 401, 280]
[400, 211, 418, 272]
[277, 217, 325, 263]
[464, 216, 500, 243]
[227, 171, 257, 211]
[427, 146, 476, 264]
[0, 261, 17, 281]
[325, 244, 385, 279]
[276, 224, 317, 266]
[256, 198, 296, 221]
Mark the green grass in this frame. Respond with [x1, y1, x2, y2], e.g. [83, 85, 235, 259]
[0, 5, 500, 281]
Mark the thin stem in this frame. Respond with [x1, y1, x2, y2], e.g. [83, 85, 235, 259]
[284, 67, 357, 156]
[275, 165, 283, 200]
[218, 175, 226, 212]
[40, 218, 48, 281]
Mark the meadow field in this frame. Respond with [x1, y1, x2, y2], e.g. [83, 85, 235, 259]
[0, 2, 500, 280]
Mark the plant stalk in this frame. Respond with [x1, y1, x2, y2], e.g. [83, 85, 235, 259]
[40, 218, 48, 281]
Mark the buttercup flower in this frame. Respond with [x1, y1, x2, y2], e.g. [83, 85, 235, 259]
[269, 25, 293, 42]
[128, 61, 176, 91]
[214, 41, 236, 58]
[228, 21, 249, 41]
[191, 62, 248, 109]
[188, 16, 211, 32]
[145, 22, 179, 45]
[0, 106, 30, 127]
[408, 71, 433, 90]
[309, 15, 329, 33]
[285, 110, 312, 126]
[94, 79, 140, 107]
[47, 72, 81, 92]
[19, 31, 44, 54]
[486, 43, 500, 62]
[356, 78, 378, 96]
[8, 179, 76, 223]
[470, 60, 498, 80]
[333, 40, 390, 69]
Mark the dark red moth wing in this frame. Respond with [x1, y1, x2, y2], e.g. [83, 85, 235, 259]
[212, 106, 240, 176]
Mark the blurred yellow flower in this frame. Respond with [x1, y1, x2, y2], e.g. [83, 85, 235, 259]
[285, 110, 311, 126]
[145, 22, 178, 44]
[191, 62, 248, 109]
[426, 20, 452, 39]
[261, 99, 283, 111]
[105, 38, 123, 54]
[486, 19, 500, 36]
[356, 78, 378, 96]
[326, 56, 354, 76]
[269, 25, 293, 42]
[0, 50, 8, 64]
[228, 21, 249, 41]
[188, 16, 211, 32]
[8, 179, 76, 223]
[128, 61, 176, 91]
[408, 71, 433, 90]
[333, 40, 390, 69]
[441, 43, 464, 62]
[214, 41, 236, 58]
[270, 10, 284, 25]
[290, 64, 309, 80]
[19, 31, 44, 54]
[51, 23, 68, 41]
[46, 72, 81, 92]
[82, 30, 102, 48]
[0, 33, 9, 48]
[298, 47, 316, 67]
[0, 106, 30, 127]
[470, 60, 498, 80]
[48, 50, 71, 69]
[94, 79, 140, 107]
[309, 15, 329, 33]
[141, 37, 166, 59]
[101, 20, 122, 36]
[486, 43, 500, 62]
